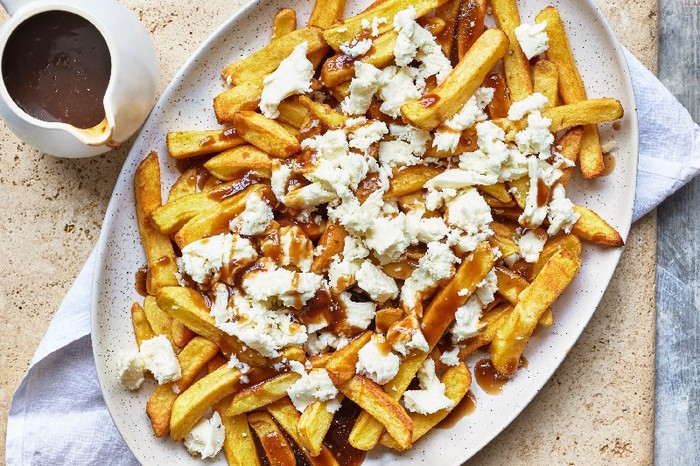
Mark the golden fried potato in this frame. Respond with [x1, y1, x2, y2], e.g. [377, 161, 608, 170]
[166, 129, 245, 159]
[131, 302, 155, 348]
[271, 8, 297, 40]
[147, 383, 178, 437]
[572, 205, 624, 246]
[233, 111, 300, 158]
[490, 0, 533, 102]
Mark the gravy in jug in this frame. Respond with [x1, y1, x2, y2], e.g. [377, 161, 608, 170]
[2, 11, 111, 129]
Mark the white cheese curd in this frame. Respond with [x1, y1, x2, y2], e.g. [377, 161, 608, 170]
[340, 38, 373, 57]
[507, 92, 548, 121]
[433, 87, 494, 152]
[547, 184, 580, 235]
[439, 346, 461, 366]
[341, 62, 384, 115]
[356, 260, 399, 302]
[139, 335, 182, 384]
[402, 358, 453, 414]
[328, 190, 383, 235]
[118, 350, 145, 390]
[227, 353, 251, 374]
[338, 291, 377, 330]
[178, 233, 233, 284]
[377, 66, 422, 117]
[363, 214, 412, 264]
[390, 123, 430, 156]
[230, 192, 274, 236]
[210, 282, 233, 327]
[401, 241, 458, 311]
[515, 111, 555, 159]
[184, 412, 225, 459]
[305, 331, 338, 356]
[327, 255, 361, 292]
[424, 187, 457, 211]
[475, 268, 498, 305]
[378, 140, 420, 168]
[343, 234, 370, 261]
[392, 327, 429, 356]
[361, 16, 388, 36]
[270, 160, 292, 201]
[445, 187, 494, 253]
[356, 335, 401, 384]
[405, 209, 450, 243]
[286, 368, 340, 413]
[518, 229, 547, 263]
[259, 41, 314, 119]
[519, 158, 562, 228]
[284, 182, 338, 208]
[242, 264, 323, 308]
[279, 225, 314, 272]
[217, 293, 308, 358]
[514, 21, 549, 60]
[347, 120, 389, 153]
[451, 295, 484, 342]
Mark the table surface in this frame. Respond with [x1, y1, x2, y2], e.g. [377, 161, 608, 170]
[0, 1, 659, 464]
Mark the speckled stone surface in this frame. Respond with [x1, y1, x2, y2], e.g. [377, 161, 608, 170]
[0, 1, 657, 464]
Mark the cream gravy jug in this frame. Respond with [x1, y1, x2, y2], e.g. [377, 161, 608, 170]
[0, 0, 158, 157]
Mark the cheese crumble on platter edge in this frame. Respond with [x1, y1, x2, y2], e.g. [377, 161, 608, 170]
[92, 0, 638, 465]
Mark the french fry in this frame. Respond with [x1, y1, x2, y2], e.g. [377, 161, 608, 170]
[490, 0, 532, 102]
[311, 223, 347, 273]
[166, 129, 245, 159]
[284, 182, 337, 209]
[379, 362, 471, 450]
[456, 0, 486, 60]
[131, 302, 155, 347]
[266, 398, 340, 465]
[571, 205, 624, 246]
[204, 145, 273, 181]
[174, 184, 269, 248]
[226, 373, 301, 416]
[385, 165, 444, 198]
[491, 248, 581, 377]
[143, 296, 176, 349]
[533, 59, 559, 108]
[340, 375, 413, 450]
[382, 261, 415, 280]
[325, 331, 372, 385]
[556, 127, 584, 186]
[134, 152, 180, 294]
[222, 26, 326, 85]
[298, 95, 349, 127]
[493, 266, 554, 327]
[271, 8, 297, 40]
[147, 383, 178, 437]
[374, 308, 404, 334]
[488, 233, 519, 259]
[207, 353, 228, 373]
[170, 364, 243, 441]
[176, 336, 220, 391]
[323, 0, 446, 49]
[221, 414, 261, 466]
[151, 192, 219, 236]
[298, 399, 339, 455]
[309, 0, 348, 29]
[531, 234, 582, 280]
[167, 168, 198, 202]
[458, 303, 514, 357]
[156, 286, 268, 367]
[233, 111, 301, 158]
[435, 0, 459, 58]
[400, 28, 509, 130]
[172, 320, 195, 348]
[276, 98, 310, 128]
[478, 182, 512, 203]
[537, 6, 604, 179]
[247, 411, 297, 465]
[213, 80, 263, 124]
[544, 98, 623, 133]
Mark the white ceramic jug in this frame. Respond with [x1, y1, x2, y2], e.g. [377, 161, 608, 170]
[0, 0, 158, 157]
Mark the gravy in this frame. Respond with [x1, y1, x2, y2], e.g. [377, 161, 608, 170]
[2, 11, 111, 129]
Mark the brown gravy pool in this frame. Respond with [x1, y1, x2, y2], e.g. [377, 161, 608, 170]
[2, 11, 111, 129]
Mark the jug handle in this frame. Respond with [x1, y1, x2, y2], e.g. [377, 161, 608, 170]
[0, 0, 31, 15]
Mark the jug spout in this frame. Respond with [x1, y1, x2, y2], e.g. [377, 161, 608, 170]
[73, 116, 119, 149]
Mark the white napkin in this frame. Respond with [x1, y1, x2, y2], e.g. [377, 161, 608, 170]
[6, 49, 699, 466]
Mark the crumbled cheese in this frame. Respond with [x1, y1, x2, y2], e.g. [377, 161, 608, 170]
[139, 335, 182, 384]
[362, 16, 388, 36]
[347, 120, 389, 153]
[217, 293, 308, 358]
[355, 260, 399, 302]
[401, 241, 458, 311]
[230, 192, 274, 236]
[228, 353, 251, 374]
[439, 347, 460, 366]
[390, 123, 430, 156]
[514, 21, 549, 60]
[210, 282, 233, 326]
[425, 187, 457, 211]
[118, 350, 145, 390]
[284, 182, 337, 208]
[378, 140, 420, 168]
[338, 291, 376, 330]
[279, 225, 314, 272]
[286, 368, 340, 413]
[377, 66, 422, 117]
[445, 187, 494, 253]
[507, 93, 548, 121]
[305, 331, 337, 356]
[178, 233, 233, 284]
[356, 335, 400, 384]
[547, 184, 580, 235]
[405, 209, 450, 243]
[259, 42, 314, 119]
[402, 359, 453, 414]
[242, 264, 323, 308]
[518, 229, 547, 263]
[341, 62, 384, 115]
[392, 327, 429, 356]
[363, 214, 412, 263]
[433, 87, 494, 152]
[328, 190, 384, 235]
[270, 160, 291, 202]
[451, 296, 484, 341]
[184, 412, 225, 459]
[519, 158, 562, 228]
[340, 38, 373, 58]
[515, 111, 554, 159]
[475, 268, 498, 305]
